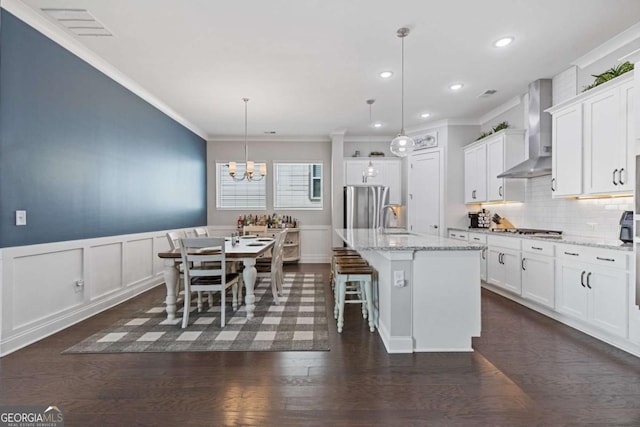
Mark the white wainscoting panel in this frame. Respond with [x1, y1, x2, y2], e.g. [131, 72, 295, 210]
[89, 243, 123, 301]
[0, 230, 172, 357]
[123, 238, 154, 287]
[12, 249, 84, 330]
[300, 225, 331, 263]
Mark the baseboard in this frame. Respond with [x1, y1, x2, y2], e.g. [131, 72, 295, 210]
[377, 320, 413, 353]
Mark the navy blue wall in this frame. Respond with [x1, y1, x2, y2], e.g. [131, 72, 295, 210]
[0, 10, 207, 247]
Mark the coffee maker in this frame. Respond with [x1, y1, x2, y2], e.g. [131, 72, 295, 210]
[468, 209, 490, 229]
[619, 211, 633, 243]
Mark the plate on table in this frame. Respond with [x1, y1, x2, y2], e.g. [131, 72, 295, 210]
[247, 243, 265, 247]
[240, 235, 257, 239]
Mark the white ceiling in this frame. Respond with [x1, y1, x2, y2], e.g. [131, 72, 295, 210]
[13, 0, 640, 139]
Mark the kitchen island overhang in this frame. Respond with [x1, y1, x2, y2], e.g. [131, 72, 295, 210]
[335, 229, 485, 353]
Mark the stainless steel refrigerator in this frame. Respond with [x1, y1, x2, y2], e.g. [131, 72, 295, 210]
[343, 185, 389, 229]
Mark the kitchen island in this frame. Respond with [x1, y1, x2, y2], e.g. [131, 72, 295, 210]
[335, 229, 485, 353]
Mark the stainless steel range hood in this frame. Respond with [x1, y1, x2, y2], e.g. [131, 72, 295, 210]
[497, 79, 553, 178]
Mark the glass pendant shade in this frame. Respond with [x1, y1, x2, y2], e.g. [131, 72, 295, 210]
[364, 160, 378, 177]
[390, 133, 415, 157]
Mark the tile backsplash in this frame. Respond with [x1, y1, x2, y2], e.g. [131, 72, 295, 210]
[480, 176, 633, 240]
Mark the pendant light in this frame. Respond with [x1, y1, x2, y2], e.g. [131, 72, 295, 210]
[227, 98, 266, 181]
[389, 27, 415, 157]
[362, 99, 379, 181]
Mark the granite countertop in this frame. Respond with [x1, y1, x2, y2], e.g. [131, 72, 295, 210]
[335, 228, 485, 251]
[450, 227, 632, 252]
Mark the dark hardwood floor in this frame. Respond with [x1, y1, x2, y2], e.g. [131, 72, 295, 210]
[1, 263, 639, 426]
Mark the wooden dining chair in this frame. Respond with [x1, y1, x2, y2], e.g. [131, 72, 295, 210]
[180, 237, 239, 328]
[256, 230, 287, 304]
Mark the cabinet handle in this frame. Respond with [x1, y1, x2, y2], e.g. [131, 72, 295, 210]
[531, 246, 543, 251]
[498, 185, 503, 197]
[473, 237, 480, 241]
[580, 271, 586, 288]
[596, 256, 615, 262]
[551, 178, 556, 192]
[481, 248, 486, 260]
[521, 258, 526, 271]
[564, 251, 579, 256]
[586, 272, 592, 289]
[499, 253, 504, 264]
[613, 169, 619, 185]
[431, 225, 438, 229]
[472, 190, 476, 199]
[619, 168, 625, 185]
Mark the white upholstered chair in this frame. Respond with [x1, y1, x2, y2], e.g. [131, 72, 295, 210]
[179, 237, 239, 328]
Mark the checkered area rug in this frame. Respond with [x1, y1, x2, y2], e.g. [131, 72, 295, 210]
[63, 272, 329, 353]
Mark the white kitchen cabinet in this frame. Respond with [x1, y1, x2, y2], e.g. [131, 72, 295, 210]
[548, 73, 634, 198]
[485, 130, 526, 202]
[521, 241, 555, 309]
[464, 144, 486, 203]
[468, 232, 487, 282]
[551, 104, 583, 197]
[344, 158, 402, 204]
[584, 80, 635, 195]
[555, 245, 629, 338]
[487, 236, 522, 295]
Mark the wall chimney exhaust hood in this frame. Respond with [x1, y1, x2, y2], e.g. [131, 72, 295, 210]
[497, 79, 553, 178]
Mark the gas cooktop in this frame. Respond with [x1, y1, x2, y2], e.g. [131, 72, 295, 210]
[490, 228, 563, 238]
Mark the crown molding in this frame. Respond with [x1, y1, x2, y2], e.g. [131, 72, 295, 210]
[207, 135, 330, 143]
[406, 118, 479, 136]
[572, 22, 640, 69]
[1, 0, 207, 139]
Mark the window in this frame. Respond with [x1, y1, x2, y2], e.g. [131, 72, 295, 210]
[274, 162, 323, 209]
[216, 163, 266, 209]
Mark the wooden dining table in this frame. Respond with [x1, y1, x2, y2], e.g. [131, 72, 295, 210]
[157, 236, 275, 321]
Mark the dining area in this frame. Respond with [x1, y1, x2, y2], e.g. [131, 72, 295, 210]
[157, 227, 288, 328]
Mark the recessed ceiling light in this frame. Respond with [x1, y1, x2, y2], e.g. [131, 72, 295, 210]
[449, 83, 464, 91]
[373, 122, 383, 128]
[420, 112, 431, 118]
[379, 71, 393, 79]
[493, 37, 514, 48]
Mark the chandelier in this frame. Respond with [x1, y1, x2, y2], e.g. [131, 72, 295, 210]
[389, 27, 415, 157]
[227, 98, 266, 181]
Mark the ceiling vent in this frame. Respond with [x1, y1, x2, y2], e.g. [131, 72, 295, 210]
[478, 89, 497, 98]
[41, 8, 112, 37]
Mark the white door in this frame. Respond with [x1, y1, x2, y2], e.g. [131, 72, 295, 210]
[555, 260, 589, 320]
[588, 267, 628, 337]
[409, 151, 440, 235]
[521, 254, 555, 308]
[551, 105, 582, 197]
[584, 89, 621, 194]
[464, 144, 487, 203]
[487, 137, 505, 201]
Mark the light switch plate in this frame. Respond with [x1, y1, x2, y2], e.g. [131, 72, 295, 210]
[15, 210, 26, 226]
[393, 270, 405, 287]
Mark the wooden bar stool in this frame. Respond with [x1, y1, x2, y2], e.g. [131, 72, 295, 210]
[334, 263, 375, 334]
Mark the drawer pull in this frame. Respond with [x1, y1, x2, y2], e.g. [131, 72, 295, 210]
[580, 271, 586, 288]
[596, 256, 615, 262]
[564, 251, 579, 256]
[473, 237, 480, 241]
[531, 246, 543, 251]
